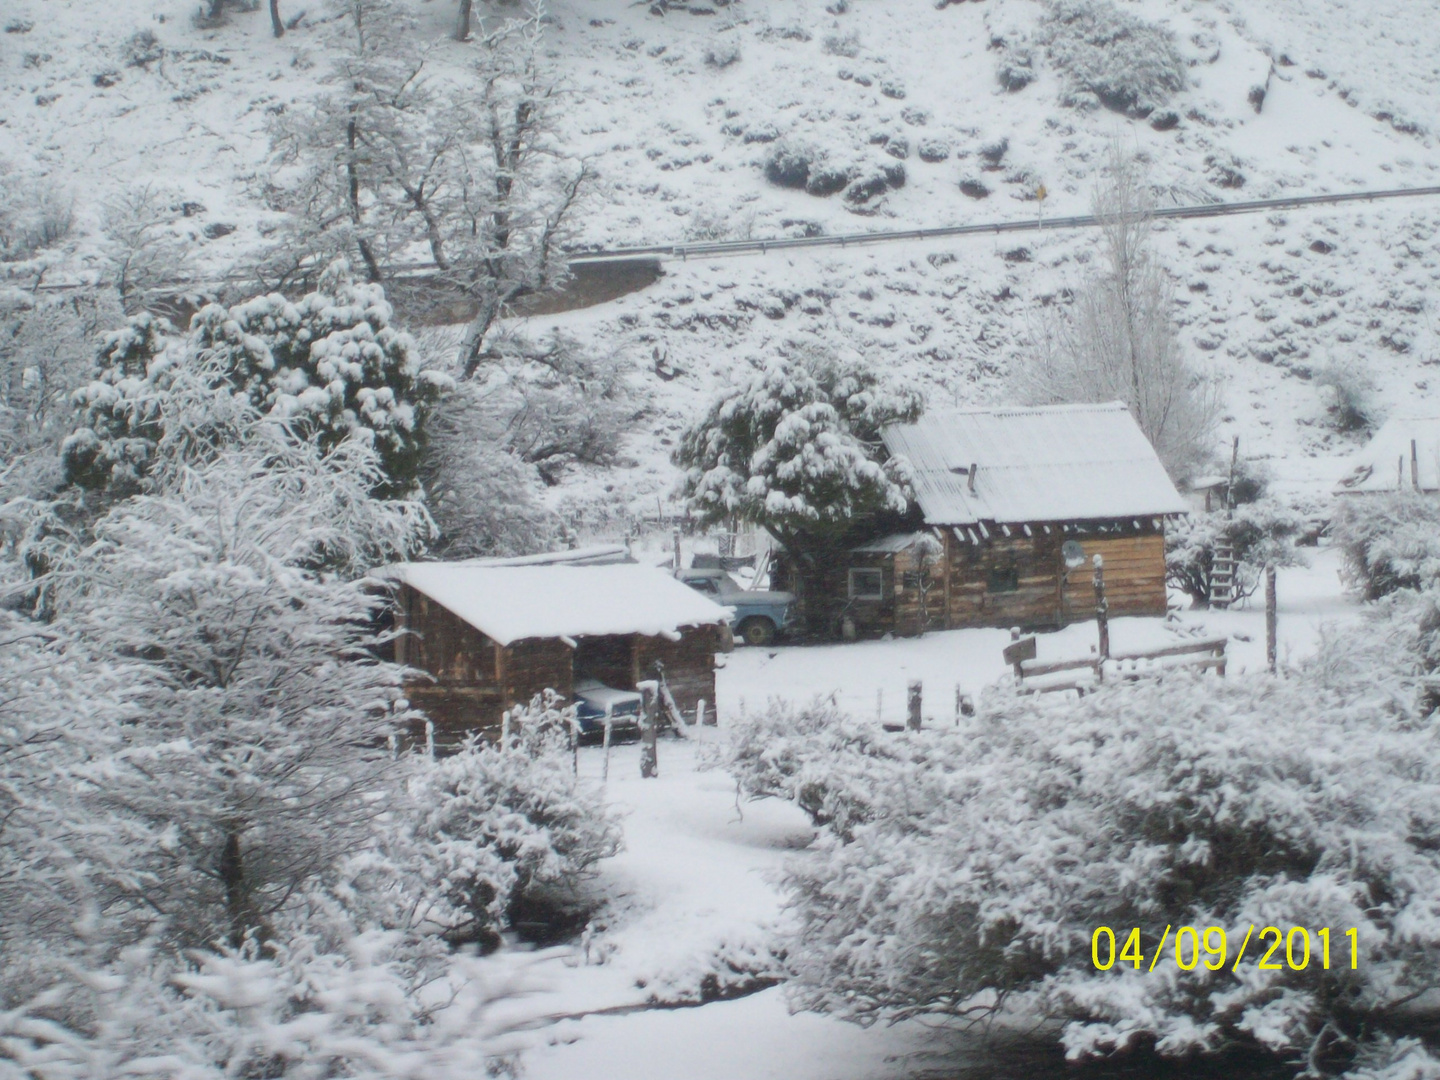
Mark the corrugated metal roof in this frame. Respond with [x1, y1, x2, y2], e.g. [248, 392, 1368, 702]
[882, 402, 1188, 526]
[1335, 414, 1440, 495]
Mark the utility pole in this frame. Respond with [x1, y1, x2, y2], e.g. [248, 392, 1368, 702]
[1266, 564, 1278, 674]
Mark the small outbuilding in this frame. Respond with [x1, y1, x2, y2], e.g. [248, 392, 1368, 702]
[1335, 413, 1440, 495]
[383, 562, 732, 749]
[785, 402, 1188, 636]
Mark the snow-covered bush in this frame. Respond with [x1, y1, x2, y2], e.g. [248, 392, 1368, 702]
[707, 698, 901, 841]
[64, 264, 452, 498]
[1333, 492, 1440, 599]
[1166, 498, 1306, 606]
[1038, 0, 1187, 116]
[339, 695, 621, 950]
[1316, 358, 1379, 433]
[704, 40, 741, 68]
[0, 931, 542, 1079]
[0, 164, 74, 263]
[780, 598, 1440, 1072]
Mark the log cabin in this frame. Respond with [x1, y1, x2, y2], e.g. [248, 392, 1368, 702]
[381, 562, 732, 749]
[775, 402, 1188, 637]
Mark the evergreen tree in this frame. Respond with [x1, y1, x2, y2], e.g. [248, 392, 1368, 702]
[673, 346, 921, 636]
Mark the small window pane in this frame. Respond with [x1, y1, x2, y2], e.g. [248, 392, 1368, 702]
[987, 566, 1020, 593]
[849, 568, 884, 600]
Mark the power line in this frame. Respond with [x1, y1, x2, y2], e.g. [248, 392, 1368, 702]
[567, 184, 1440, 264]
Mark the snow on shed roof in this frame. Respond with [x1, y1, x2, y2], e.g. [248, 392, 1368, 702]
[881, 402, 1188, 526]
[383, 563, 730, 647]
[1335, 413, 1440, 494]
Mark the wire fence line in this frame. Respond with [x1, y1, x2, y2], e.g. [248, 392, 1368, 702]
[13, 184, 1440, 297]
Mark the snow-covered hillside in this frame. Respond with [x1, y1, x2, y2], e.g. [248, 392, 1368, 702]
[5, 0, 1440, 519]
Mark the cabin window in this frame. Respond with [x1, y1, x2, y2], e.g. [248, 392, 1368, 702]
[987, 565, 1020, 593]
[848, 567, 884, 600]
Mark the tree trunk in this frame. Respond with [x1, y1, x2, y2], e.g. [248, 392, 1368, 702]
[269, 0, 284, 37]
[1265, 563, 1278, 674]
[454, 0, 473, 41]
[639, 684, 658, 779]
[219, 830, 254, 949]
[345, 117, 383, 283]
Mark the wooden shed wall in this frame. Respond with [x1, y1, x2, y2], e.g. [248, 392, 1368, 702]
[941, 527, 1166, 630]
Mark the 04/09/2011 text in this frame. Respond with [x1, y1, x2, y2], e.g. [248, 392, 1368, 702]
[1091, 926, 1358, 973]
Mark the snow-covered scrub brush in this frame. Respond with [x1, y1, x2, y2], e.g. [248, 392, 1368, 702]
[0, 928, 550, 1079]
[1038, 0, 1187, 117]
[773, 589, 1440, 1075]
[329, 698, 623, 952]
[1333, 492, 1440, 600]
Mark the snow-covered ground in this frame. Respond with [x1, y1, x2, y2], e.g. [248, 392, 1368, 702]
[503, 547, 1358, 1078]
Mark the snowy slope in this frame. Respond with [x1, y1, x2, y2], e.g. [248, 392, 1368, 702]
[5, 0, 1440, 518]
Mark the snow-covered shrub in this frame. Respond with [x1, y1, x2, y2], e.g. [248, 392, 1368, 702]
[704, 40, 741, 68]
[338, 695, 621, 950]
[474, 332, 636, 485]
[1316, 357, 1379, 432]
[781, 602, 1440, 1071]
[64, 264, 452, 498]
[1038, 0, 1187, 116]
[1333, 492, 1440, 599]
[821, 31, 861, 58]
[707, 698, 899, 841]
[1166, 498, 1305, 606]
[0, 932, 541, 1079]
[0, 165, 74, 263]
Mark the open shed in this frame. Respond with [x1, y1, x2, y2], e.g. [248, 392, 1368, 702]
[383, 562, 732, 748]
[851, 402, 1188, 634]
[1335, 413, 1440, 495]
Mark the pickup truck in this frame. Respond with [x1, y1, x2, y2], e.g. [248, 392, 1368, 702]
[677, 568, 794, 646]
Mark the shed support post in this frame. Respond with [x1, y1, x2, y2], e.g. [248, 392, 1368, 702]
[942, 529, 953, 631]
[907, 680, 922, 731]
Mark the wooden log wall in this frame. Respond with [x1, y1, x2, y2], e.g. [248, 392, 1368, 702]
[940, 524, 1167, 630]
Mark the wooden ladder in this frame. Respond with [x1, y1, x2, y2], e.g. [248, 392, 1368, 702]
[1210, 543, 1237, 609]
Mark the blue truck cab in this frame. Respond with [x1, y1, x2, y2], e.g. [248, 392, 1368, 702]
[676, 568, 794, 646]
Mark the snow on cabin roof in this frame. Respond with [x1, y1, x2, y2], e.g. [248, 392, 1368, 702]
[1335, 413, 1440, 494]
[383, 563, 730, 647]
[881, 402, 1188, 527]
[456, 544, 635, 567]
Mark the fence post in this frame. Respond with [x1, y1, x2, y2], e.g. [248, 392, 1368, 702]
[1092, 555, 1110, 667]
[907, 680, 922, 731]
[638, 680, 659, 779]
[1266, 563, 1278, 674]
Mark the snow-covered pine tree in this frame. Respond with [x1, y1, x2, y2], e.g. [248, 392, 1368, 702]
[673, 345, 921, 636]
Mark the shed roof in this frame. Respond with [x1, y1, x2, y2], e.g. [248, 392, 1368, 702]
[882, 402, 1188, 526]
[849, 531, 934, 554]
[1335, 413, 1440, 495]
[383, 563, 730, 647]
